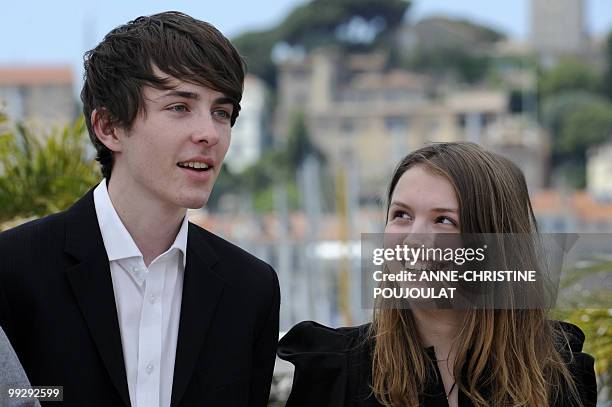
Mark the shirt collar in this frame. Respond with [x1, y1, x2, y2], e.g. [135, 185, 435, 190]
[93, 180, 188, 268]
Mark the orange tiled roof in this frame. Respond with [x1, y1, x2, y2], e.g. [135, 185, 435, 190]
[188, 208, 385, 242]
[532, 190, 612, 221]
[0, 66, 73, 86]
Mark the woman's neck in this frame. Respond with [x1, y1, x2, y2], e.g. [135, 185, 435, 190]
[412, 309, 463, 359]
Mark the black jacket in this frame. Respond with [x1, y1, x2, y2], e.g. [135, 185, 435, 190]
[278, 320, 597, 406]
[0, 189, 280, 406]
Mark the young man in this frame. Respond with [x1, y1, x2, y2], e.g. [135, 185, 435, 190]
[0, 11, 280, 407]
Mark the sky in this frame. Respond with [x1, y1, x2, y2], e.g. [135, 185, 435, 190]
[2, 0, 611, 82]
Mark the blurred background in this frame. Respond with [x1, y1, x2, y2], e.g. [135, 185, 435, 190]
[1, 0, 611, 404]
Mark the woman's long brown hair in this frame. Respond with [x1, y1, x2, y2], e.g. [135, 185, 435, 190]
[371, 142, 582, 406]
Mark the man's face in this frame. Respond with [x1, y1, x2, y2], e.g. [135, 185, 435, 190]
[110, 71, 233, 210]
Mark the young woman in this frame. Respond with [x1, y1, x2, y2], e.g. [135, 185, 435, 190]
[278, 142, 597, 406]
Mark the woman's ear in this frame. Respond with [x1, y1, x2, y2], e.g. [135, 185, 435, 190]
[91, 108, 125, 152]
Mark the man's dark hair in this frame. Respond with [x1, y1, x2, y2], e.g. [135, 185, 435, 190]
[81, 11, 246, 180]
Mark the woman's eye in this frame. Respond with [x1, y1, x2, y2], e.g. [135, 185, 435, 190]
[392, 211, 411, 220]
[436, 216, 457, 226]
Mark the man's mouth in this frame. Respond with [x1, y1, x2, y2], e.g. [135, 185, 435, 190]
[177, 161, 213, 172]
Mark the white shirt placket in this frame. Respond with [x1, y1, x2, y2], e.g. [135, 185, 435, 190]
[135, 260, 166, 407]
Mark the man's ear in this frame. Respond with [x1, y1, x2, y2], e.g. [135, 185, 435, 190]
[91, 108, 125, 152]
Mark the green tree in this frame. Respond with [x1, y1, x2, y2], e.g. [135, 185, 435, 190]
[545, 100, 612, 188]
[539, 58, 602, 100]
[286, 111, 325, 169]
[540, 91, 607, 148]
[407, 48, 492, 83]
[553, 259, 612, 394]
[0, 115, 99, 227]
[604, 31, 612, 101]
[233, 0, 410, 87]
[401, 17, 505, 84]
[214, 111, 327, 213]
[277, 0, 408, 49]
[559, 100, 612, 154]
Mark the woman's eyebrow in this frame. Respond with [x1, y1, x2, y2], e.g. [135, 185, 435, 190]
[431, 207, 458, 213]
[390, 201, 412, 211]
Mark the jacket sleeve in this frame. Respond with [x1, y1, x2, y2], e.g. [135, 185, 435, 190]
[277, 321, 366, 407]
[556, 321, 598, 407]
[571, 351, 597, 407]
[248, 266, 280, 406]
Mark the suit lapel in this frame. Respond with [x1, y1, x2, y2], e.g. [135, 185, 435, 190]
[171, 224, 224, 407]
[63, 189, 131, 407]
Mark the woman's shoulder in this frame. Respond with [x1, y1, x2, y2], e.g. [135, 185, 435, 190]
[554, 320, 586, 351]
[278, 320, 372, 361]
[278, 321, 377, 407]
[552, 320, 598, 406]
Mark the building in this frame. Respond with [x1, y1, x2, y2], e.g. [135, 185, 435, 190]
[587, 140, 612, 200]
[0, 66, 76, 129]
[530, 0, 586, 64]
[224, 75, 269, 173]
[275, 49, 549, 200]
[532, 189, 612, 232]
[276, 49, 450, 199]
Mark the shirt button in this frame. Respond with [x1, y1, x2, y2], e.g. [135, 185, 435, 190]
[146, 363, 154, 374]
[149, 294, 157, 304]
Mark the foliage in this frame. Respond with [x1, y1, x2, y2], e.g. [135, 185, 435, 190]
[539, 58, 602, 101]
[286, 111, 325, 168]
[211, 111, 327, 214]
[553, 259, 612, 393]
[401, 17, 506, 84]
[540, 91, 608, 147]
[0, 116, 99, 227]
[253, 181, 301, 213]
[410, 16, 505, 50]
[406, 47, 492, 83]
[604, 31, 612, 101]
[205, 164, 242, 210]
[277, 0, 408, 48]
[241, 150, 291, 193]
[233, 29, 280, 87]
[559, 100, 612, 155]
[539, 91, 612, 188]
[233, 0, 410, 87]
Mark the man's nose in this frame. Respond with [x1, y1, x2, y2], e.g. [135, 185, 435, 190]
[191, 113, 219, 146]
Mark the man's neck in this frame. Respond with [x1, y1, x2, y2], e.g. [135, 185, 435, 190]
[106, 177, 186, 267]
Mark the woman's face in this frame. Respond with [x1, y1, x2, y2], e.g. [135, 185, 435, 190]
[381, 164, 462, 305]
[386, 165, 460, 235]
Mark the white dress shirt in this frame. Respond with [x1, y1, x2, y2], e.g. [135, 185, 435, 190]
[93, 180, 188, 407]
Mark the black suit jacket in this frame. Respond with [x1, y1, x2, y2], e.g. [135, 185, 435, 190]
[0, 189, 280, 406]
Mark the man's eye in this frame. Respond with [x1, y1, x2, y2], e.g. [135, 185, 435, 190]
[213, 109, 231, 120]
[169, 105, 188, 113]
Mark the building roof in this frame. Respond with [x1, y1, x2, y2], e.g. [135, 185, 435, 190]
[532, 190, 612, 221]
[0, 66, 73, 86]
[351, 69, 428, 90]
[445, 89, 507, 113]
